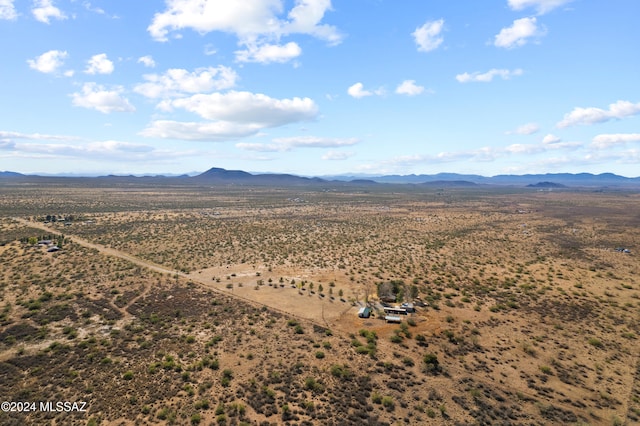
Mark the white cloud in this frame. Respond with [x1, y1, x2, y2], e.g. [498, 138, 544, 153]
[0, 0, 17, 20]
[235, 142, 282, 152]
[27, 50, 68, 73]
[322, 150, 354, 160]
[347, 82, 370, 98]
[395, 80, 424, 96]
[169, 91, 318, 126]
[356, 134, 590, 174]
[283, 0, 342, 45]
[494, 17, 542, 49]
[140, 120, 261, 141]
[137, 55, 156, 68]
[591, 133, 640, 150]
[413, 19, 444, 52]
[71, 83, 135, 114]
[557, 100, 640, 128]
[0, 131, 177, 163]
[236, 136, 357, 152]
[542, 134, 561, 144]
[456, 68, 523, 83]
[85, 53, 114, 75]
[507, 122, 539, 135]
[204, 44, 217, 56]
[505, 143, 545, 155]
[142, 91, 319, 141]
[347, 82, 384, 98]
[134, 66, 238, 99]
[279, 136, 357, 150]
[148, 0, 342, 47]
[0, 139, 16, 150]
[0, 130, 82, 141]
[507, 0, 573, 15]
[236, 41, 302, 63]
[32, 0, 67, 24]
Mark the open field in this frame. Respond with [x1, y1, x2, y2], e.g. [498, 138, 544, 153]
[0, 179, 639, 425]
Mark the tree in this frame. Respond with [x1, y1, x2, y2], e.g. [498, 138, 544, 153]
[318, 284, 323, 294]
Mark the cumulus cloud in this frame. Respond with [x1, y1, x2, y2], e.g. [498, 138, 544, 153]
[142, 91, 319, 141]
[85, 53, 114, 75]
[591, 133, 640, 149]
[147, 1, 342, 67]
[169, 91, 318, 126]
[494, 17, 543, 49]
[0, 0, 17, 20]
[235, 41, 302, 63]
[27, 50, 68, 73]
[395, 80, 425, 96]
[347, 82, 370, 98]
[134, 66, 238, 99]
[71, 83, 135, 114]
[32, 0, 66, 24]
[456, 68, 523, 83]
[557, 100, 640, 128]
[347, 82, 384, 98]
[507, 0, 573, 14]
[413, 19, 444, 52]
[506, 122, 539, 135]
[542, 134, 561, 144]
[283, 0, 342, 45]
[137, 55, 156, 68]
[148, 0, 343, 48]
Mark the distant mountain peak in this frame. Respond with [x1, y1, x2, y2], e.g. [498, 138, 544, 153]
[526, 181, 566, 188]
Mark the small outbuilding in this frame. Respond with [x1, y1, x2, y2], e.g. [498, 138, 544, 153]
[358, 307, 372, 318]
[384, 306, 407, 315]
[385, 315, 402, 323]
[401, 302, 416, 313]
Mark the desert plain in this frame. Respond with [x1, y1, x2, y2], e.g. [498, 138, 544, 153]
[0, 178, 638, 425]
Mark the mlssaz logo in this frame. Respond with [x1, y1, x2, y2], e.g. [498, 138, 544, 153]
[40, 401, 88, 412]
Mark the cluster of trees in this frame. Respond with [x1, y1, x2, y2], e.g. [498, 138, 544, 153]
[20, 233, 66, 248]
[43, 214, 75, 222]
[376, 280, 419, 303]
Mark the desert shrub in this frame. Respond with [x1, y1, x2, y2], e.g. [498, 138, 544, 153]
[305, 377, 324, 393]
[381, 396, 395, 410]
[330, 364, 352, 380]
[588, 337, 603, 348]
[423, 353, 441, 374]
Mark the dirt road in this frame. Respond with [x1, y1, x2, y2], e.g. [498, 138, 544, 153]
[11, 218, 349, 329]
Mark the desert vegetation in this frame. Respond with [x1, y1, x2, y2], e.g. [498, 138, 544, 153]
[0, 179, 639, 424]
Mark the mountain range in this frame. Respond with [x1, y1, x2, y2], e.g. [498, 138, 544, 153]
[2, 168, 640, 188]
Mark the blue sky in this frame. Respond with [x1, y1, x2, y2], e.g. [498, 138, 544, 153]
[1, 0, 639, 177]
